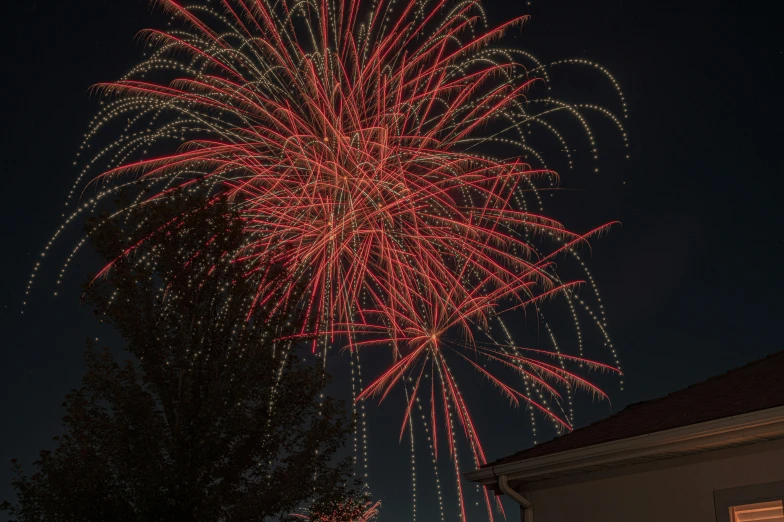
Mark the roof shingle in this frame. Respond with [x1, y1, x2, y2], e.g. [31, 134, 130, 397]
[485, 350, 784, 467]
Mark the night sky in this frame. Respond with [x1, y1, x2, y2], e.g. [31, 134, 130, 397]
[1, 0, 781, 520]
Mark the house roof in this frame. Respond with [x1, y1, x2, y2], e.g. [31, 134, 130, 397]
[484, 350, 784, 468]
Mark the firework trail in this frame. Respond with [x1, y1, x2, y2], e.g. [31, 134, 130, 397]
[28, 0, 629, 518]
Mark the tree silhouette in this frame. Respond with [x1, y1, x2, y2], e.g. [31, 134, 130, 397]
[3, 192, 365, 521]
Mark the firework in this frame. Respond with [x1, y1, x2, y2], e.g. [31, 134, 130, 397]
[294, 500, 381, 522]
[32, 0, 628, 519]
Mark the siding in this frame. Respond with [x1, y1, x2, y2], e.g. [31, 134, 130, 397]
[521, 438, 784, 522]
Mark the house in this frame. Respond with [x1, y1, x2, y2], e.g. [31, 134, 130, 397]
[466, 351, 784, 522]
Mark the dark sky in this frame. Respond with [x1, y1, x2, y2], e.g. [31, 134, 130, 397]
[1, 0, 781, 520]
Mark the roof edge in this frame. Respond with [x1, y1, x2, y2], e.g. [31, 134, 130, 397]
[465, 404, 784, 485]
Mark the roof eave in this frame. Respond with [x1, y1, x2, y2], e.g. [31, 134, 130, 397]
[465, 404, 784, 486]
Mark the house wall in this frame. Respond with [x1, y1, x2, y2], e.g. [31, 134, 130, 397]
[519, 438, 784, 522]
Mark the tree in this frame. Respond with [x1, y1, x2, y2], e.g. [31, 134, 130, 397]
[3, 191, 365, 521]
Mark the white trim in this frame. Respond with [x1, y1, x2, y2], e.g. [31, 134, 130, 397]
[466, 405, 784, 485]
[714, 480, 784, 522]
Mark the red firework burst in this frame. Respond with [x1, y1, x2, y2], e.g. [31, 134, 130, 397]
[294, 500, 381, 522]
[34, 0, 629, 519]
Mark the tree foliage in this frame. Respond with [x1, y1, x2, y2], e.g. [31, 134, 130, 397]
[3, 192, 364, 521]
